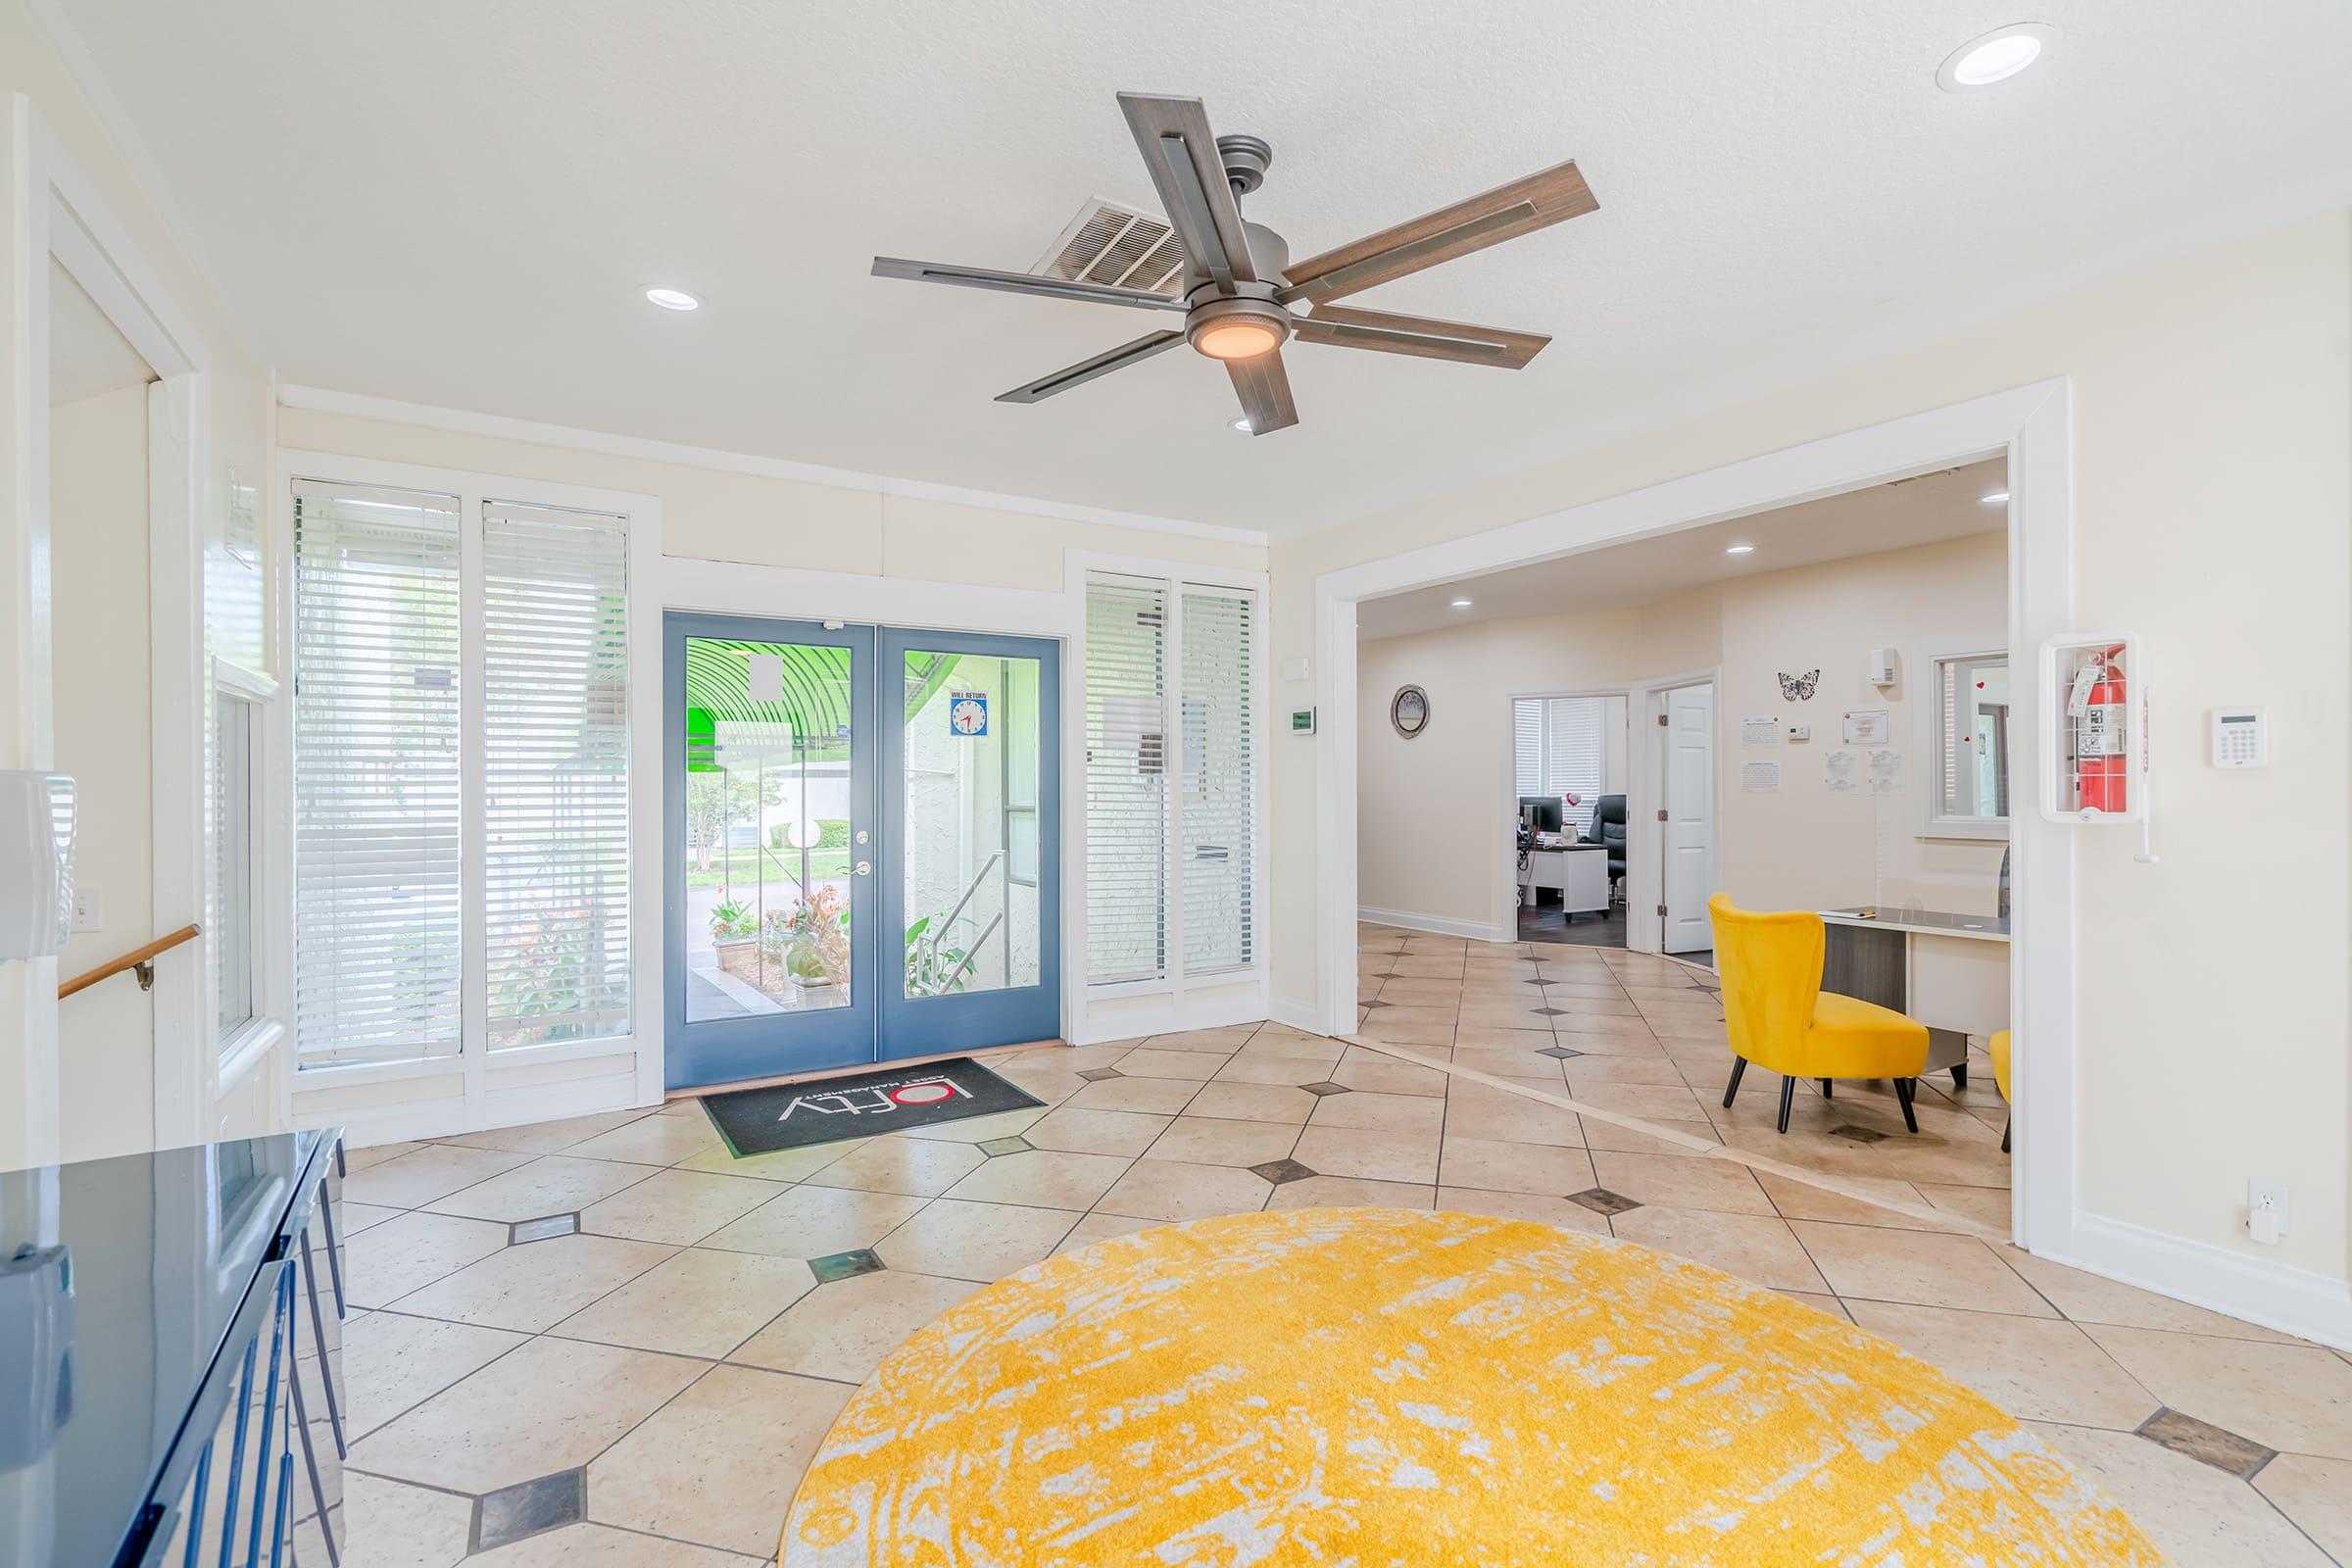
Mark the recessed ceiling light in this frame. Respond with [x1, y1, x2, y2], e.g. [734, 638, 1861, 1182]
[1981, 490, 2011, 505]
[1937, 24, 2054, 91]
[1725, 544, 1755, 556]
[1450, 598, 1474, 609]
[644, 286, 701, 312]
[1231, 417, 1253, 433]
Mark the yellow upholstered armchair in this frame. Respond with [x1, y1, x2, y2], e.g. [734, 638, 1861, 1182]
[1988, 1029, 2013, 1152]
[1707, 894, 1931, 1134]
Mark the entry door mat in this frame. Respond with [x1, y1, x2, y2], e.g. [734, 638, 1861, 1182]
[700, 1057, 1045, 1155]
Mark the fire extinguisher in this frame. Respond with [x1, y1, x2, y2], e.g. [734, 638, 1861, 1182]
[2079, 646, 2128, 812]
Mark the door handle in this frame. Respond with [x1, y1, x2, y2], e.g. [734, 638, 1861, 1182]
[855, 860, 872, 877]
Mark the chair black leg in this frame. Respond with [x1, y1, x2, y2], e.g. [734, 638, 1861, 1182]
[1776, 1078, 1795, 1134]
[1893, 1077, 1920, 1134]
[1820, 1078, 1833, 1099]
[2001, 1115, 2011, 1154]
[1951, 1062, 1969, 1089]
[1722, 1057, 1748, 1109]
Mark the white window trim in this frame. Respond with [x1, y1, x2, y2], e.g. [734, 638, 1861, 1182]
[1063, 551, 1270, 1046]
[209, 656, 281, 1123]
[1914, 633, 2012, 842]
[274, 451, 664, 1139]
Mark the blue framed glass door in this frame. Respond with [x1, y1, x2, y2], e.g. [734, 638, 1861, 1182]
[665, 613, 878, 1089]
[881, 628, 1062, 1052]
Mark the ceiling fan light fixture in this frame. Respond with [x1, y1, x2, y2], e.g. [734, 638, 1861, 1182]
[1193, 319, 1283, 361]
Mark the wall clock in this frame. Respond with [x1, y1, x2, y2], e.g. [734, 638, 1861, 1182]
[1391, 685, 1431, 739]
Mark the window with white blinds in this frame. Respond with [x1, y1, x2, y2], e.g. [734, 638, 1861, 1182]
[293, 482, 464, 1065]
[483, 503, 631, 1050]
[1084, 574, 1169, 985]
[293, 480, 631, 1069]
[1181, 589, 1253, 974]
[1513, 696, 1608, 836]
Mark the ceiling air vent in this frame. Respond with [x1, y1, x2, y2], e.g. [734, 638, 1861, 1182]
[1032, 198, 1188, 296]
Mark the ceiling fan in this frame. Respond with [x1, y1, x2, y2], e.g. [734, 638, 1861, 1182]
[872, 92, 1596, 436]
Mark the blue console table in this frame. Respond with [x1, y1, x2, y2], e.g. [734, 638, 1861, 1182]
[0, 1129, 346, 1567]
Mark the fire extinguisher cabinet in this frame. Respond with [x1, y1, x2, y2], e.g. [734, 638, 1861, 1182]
[2038, 633, 2144, 824]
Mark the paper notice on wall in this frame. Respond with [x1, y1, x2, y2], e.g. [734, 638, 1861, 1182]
[1867, 749, 1904, 794]
[1740, 760, 1782, 794]
[1841, 709, 1889, 745]
[1740, 716, 1781, 747]
[1824, 750, 1859, 794]
[746, 652, 785, 703]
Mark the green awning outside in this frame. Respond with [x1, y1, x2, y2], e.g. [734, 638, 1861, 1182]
[683, 639, 960, 768]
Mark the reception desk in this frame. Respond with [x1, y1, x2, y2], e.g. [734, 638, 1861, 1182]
[1818, 906, 2010, 1082]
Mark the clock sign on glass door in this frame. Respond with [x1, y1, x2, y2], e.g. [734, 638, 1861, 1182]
[950, 691, 989, 738]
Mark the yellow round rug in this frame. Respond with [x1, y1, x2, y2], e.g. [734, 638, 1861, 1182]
[783, 1206, 2158, 1566]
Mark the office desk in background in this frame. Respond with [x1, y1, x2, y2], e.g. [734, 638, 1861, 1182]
[1519, 842, 1611, 915]
[1819, 906, 2010, 1083]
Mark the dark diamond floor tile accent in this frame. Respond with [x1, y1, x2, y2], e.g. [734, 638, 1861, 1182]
[1075, 1067, 1124, 1082]
[1360, 999, 1391, 1009]
[2135, 1407, 2277, 1478]
[1249, 1157, 1317, 1185]
[1830, 1125, 1888, 1145]
[1567, 1188, 1642, 1216]
[473, 1468, 585, 1551]
[809, 1248, 885, 1283]
[1537, 1046, 1585, 1060]
[1524, 977, 1552, 987]
[1298, 1081, 1351, 1097]
[1532, 1006, 1569, 1017]
[978, 1136, 1034, 1156]
[508, 1213, 579, 1246]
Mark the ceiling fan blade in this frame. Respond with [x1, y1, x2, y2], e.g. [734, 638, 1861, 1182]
[995, 331, 1186, 404]
[1292, 304, 1549, 369]
[1227, 348, 1298, 435]
[1280, 160, 1596, 305]
[872, 256, 1184, 313]
[1117, 93, 1258, 291]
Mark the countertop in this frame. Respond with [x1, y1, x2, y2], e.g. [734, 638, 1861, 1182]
[1819, 906, 2011, 942]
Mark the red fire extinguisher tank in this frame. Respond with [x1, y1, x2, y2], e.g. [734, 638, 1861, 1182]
[2079, 646, 2128, 813]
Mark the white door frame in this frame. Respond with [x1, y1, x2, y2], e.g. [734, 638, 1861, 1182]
[1653, 675, 1720, 956]
[1494, 684, 1630, 938]
[2, 97, 218, 1164]
[1313, 380, 2073, 1258]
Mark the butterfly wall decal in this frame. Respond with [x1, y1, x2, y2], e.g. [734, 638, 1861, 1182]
[1777, 669, 1821, 702]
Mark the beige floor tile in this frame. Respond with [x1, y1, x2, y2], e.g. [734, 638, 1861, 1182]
[1456, 1003, 1564, 1033]
[436, 1108, 660, 1155]
[1266, 1175, 1435, 1210]
[1112, 1047, 1232, 1081]
[899, 1105, 1049, 1143]
[578, 1168, 790, 1245]
[2251, 1453, 2352, 1563]
[993, 1059, 1092, 1104]
[1781, 1291, 1853, 1323]
[2030, 1421, 2335, 1567]
[1543, 1011, 1660, 1039]
[347, 1212, 513, 1308]
[1450, 1046, 1569, 1082]
[564, 1112, 725, 1166]
[1052, 1210, 1160, 1257]
[942, 1148, 1130, 1209]
[1580, 1116, 1721, 1154]
[700, 1185, 929, 1259]
[1437, 1082, 1586, 1148]
[1434, 1188, 1611, 1234]
[1789, 1223, 2053, 1316]
[1064, 1075, 1203, 1114]
[1293, 1124, 1441, 1185]
[1608, 1207, 1830, 1294]
[588, 1364, 852, 1556]
[1559, 1053, 1692, 1086]
[1303, 1090, 1447, 1138]
[1590, 1151, 1774, 1214]
[1210, 1053, 1344, 1087]
[1641, 1016, 1729, 1043]
[1548, 1027, 1668, 1056]
[1145, 1025, 1259, 1054]
[874, 1197, 1079, 1281]
[1022, 1104, 1174, 1155]
[1436, 1136, 1595, 1197]
[1094, 1156, 1274, 1221]
[341, 1200, 404, 1235]
[1144, 1114, 1301, 1168]
[799, 1136, 987, 1197]
[1034, 1041, 1143, 1072]
[730, 1268, 978, 1383]
[1754, 1171, 1956, 1232]
[1567, 1079, 1713, 1123]
[1385, 955, 1466, 978]
[1999, 1248, 2306, 1344]
[1447, 1024, 1557, 1053]
[343, 1310, 528, 1440]
[1912, 1182, 2017, 1230]
[1353, 1010, 1457, 1048]
[551, 1247, 816, 1359]
[422, 1154, 663, 1223]
[469, 1522, 754, 1567]
[672, 1137, 870, 1180]
[345, 1145, 535, 1209]
[2083, 1326, 2352, 1459]
[351, 1336, 702, 1494]
[346, 1138, 428, 1172]
[1182, 1081, 1320, 1124]
[1841, 1300, 2160, 1428]
[340, 1471, 474, 1568]
[391, 1232, 677, 1332]
[1332, 1051, 1449, 1097]
[1373, 979, 1465, 1005]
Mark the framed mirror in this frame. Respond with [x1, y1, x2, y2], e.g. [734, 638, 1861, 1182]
[1919, 641, 2009, 839]
[1390, 685, 1430, 740]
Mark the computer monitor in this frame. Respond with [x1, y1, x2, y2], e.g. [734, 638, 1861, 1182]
[1517, 796, 1563, 834]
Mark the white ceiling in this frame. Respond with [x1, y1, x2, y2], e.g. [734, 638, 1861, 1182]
[1355, 460, 2005, 639]
[49, 259, 152, 406]
[42, 2, 2352, 538]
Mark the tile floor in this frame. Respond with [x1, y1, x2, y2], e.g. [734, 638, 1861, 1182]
[338, 926, 2352, 1567]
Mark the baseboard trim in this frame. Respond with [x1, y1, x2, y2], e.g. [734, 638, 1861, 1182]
[1358, 906, 1515, 945]
[2044, 1212, 2352, 1352]
[1268, 997, 1328, 1036]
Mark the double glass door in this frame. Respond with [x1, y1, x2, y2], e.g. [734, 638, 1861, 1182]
[663, 612, 1060, 1089]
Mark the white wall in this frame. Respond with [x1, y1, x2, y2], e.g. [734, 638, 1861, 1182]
[1288, 210, 2352, 1298]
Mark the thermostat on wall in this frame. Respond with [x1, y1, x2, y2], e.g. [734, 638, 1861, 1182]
[2210, 708, 2266, 768]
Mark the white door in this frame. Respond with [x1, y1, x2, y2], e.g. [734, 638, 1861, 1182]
[1660, 681, 1716, 955]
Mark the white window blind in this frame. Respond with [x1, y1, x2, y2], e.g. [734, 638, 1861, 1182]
[293, 481, 464, 1065]
[1513, 701, 1544, 796]
[1084, 574, 1168, 985]
[482, 502, 631, 1049]
[1181, 589, 1253, 974]
[1513, 695, 1608, 836]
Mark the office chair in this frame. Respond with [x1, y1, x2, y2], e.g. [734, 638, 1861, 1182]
[1584, 794, 1628, 905]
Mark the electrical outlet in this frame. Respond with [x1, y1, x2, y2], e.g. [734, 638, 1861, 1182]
[72, 887, 103, 933]
[2246, 1181, 2290, 1243]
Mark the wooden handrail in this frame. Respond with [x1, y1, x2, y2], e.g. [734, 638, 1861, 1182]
[59, 924, 200, 1000]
